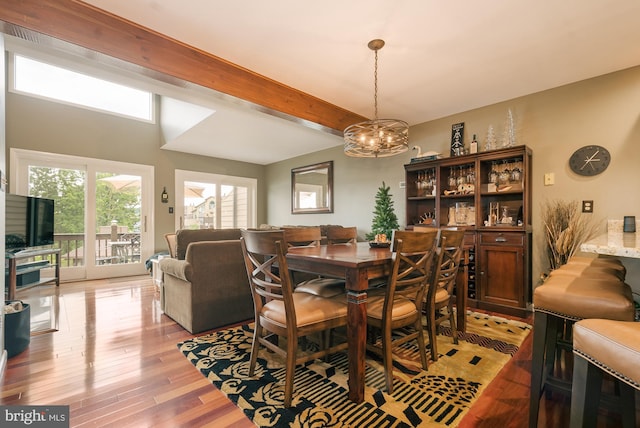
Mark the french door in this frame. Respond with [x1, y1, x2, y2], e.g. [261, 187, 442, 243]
[174, 170, 256, 231]
[10, 149, 154, 281]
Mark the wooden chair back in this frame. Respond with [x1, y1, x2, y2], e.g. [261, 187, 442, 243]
[435, 229, 466, 296]
[283, 227, 322, 247]
[326, 226, 358, 245]
[424, 228, 466, 361]
[164, 233, 177, 258]
[385, 229, 440, 317]
[240, 229, 294, 317]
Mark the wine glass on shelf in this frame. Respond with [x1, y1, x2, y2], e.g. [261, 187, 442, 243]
[488, 161, 498, 184]
[498, 160, 511, 186]
[510, 159, 522, 183]
[448, 167, 457, 191]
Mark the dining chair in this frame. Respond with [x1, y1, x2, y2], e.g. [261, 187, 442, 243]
[366, 229, 440, 393]
[164, 233, 177, 258]
[326, 226, 358, 245]
[424, 228, 466, 361]
[283, 227, 346, 298]
[240, 229, 349, 407]
[283, 227, 322, 247]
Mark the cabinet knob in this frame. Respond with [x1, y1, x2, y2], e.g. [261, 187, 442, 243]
[495, 236, 507, 242]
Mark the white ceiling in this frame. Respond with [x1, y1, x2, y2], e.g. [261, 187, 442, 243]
[81, 0, 640, 164]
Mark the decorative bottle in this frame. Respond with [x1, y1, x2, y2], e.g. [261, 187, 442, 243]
[470, 134, 478, 154]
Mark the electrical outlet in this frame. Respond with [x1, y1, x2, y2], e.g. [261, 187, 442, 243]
[544, 173, 554, 186]
[582, 200, 593, 213]
[399, 181, 405, 189]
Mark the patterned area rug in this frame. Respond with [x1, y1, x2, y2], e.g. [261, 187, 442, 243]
[177, 311, 531, 427]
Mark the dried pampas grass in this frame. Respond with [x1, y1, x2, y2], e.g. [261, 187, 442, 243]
[541, 199, 599, 271]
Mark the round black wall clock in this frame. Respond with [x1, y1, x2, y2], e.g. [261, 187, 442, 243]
[569, 145, 611, 176]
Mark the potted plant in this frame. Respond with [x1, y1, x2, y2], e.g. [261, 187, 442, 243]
[541, 199, 599, 273]
[366, 181, 400, 242]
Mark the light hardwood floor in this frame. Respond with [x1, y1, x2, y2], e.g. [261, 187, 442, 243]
[0, 276, 629, 427]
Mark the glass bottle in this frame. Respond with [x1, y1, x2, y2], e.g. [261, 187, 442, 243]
[470, 134, 478, 154]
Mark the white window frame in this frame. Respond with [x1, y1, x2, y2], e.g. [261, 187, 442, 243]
[10, 148, 155, 281]
[7, 52, 155, 123]
[175, 170, 257, 231]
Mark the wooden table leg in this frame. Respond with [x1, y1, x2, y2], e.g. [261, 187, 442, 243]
[345, 268, 368, 403]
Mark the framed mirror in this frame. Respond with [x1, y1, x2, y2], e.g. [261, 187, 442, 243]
[291, 161, 333, 214]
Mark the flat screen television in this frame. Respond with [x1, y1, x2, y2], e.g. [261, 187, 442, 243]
[5, 194, 55, 252]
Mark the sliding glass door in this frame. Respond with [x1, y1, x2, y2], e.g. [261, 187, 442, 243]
[10, 149, 153, 281]
[174, 170, 256, 231]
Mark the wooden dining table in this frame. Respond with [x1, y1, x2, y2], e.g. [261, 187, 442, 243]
[286, 241, 468, 403]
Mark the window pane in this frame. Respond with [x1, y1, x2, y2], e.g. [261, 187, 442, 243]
[14, 55, 153, 121]
[221, 185, 248, 229]
[28, 166, 86, 267]
[183, 181, 215, 229]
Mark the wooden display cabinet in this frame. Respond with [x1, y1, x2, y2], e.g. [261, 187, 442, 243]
[405, 145, 532, 316]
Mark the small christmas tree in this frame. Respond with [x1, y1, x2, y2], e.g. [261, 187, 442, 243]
[484, 124, 497, 151]
[366, 181, 400, 241]
[500, 108, 516, 148]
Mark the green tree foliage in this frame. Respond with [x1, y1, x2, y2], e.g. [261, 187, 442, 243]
[28, 167, 140, 234]
[366, 181, 400, 241]
[95, 174, 140, 232]
[29, 167, 85, 233]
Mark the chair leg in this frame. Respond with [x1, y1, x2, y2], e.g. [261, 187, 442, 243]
[427, 308, 438, 362]
[619, 381, 637, 428]
[415, 318, 429, 371]
[249, 323, 262, 376]
[382, 327, 394, 394]
[529, 311, 548, 428]
[448, 304, 458, 345]
[569, 355, 601, 428]
[284, 334, 298, 408]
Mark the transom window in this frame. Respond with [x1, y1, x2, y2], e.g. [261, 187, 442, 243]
[11, 54, 154, 122]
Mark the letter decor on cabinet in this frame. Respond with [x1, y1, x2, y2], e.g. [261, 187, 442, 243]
[405, 145, 532, 317]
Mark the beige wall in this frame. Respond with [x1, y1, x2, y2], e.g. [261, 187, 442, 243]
[267, 65, 640, 296]
[6, 92, 267, 252]
[6, 62, 640, 298]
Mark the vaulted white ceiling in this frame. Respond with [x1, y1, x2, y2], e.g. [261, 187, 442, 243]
[82, 0, 640, 164]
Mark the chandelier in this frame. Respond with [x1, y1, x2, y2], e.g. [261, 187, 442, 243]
[344, 39, 409, 158]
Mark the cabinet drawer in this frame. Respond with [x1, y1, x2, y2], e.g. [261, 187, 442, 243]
[479, 232, 524, 246]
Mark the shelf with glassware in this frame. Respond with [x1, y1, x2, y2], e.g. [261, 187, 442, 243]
[405, 145, 532, 315]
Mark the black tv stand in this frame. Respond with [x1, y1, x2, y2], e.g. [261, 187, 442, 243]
[6, 248, 60, 300]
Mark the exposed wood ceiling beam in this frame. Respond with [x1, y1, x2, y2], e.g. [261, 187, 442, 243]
[0, 0, 366, 134]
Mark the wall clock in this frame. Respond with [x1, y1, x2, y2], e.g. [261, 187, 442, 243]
[569, 145, 611, 176]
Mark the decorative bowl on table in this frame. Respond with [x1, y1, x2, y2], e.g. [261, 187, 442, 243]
[369, 241, 391, 248]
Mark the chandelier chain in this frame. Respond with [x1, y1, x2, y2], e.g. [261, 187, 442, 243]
[373, 48, 378, 120]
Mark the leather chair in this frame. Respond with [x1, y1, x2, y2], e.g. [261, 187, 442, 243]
[366, 229, 440, 393]
[424, 228, 465, 361]
[570, 318, 640, 428]
[528, 257, 635, 428]
[240, 229, 349, 407]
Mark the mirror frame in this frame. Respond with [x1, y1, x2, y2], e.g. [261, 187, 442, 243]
[291, 161, 333, 214]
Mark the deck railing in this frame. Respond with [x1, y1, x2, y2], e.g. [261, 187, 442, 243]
[50, 232, 140, 267]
